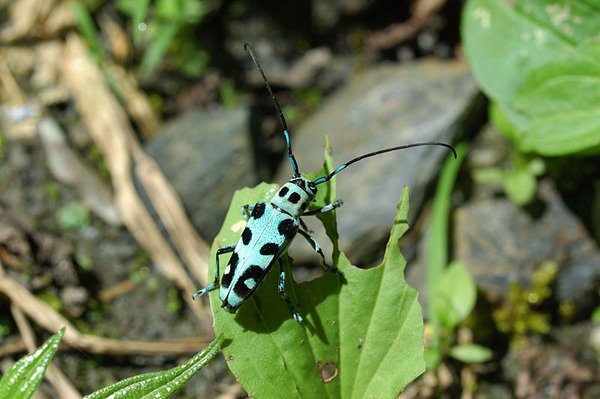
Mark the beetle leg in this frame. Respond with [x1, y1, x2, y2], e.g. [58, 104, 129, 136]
[301, 199, 343, 216]
[278, 259, 304, 323]
[241, 204, 254, 221]
[192, 244, 236, 299]
[298, 217, 313, 234]
[297, 229, 340, 274]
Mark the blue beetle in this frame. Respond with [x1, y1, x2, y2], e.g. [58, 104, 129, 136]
[193, 44, 456, 322]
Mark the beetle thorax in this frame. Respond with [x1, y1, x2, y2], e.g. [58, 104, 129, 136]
[271, 176, 317, 217]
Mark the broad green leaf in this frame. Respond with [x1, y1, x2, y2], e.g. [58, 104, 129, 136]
[84, 336, 222, 399]
[432, 261, 477, 331]
[515, 40, 600, 155]
[462, 0, 573, 108]
[521, 109, 600, 155]
[515, 57, 600, 116]
[210, 176, 424, 397]
[463, 0, 600, 155]
[449, 344, 493, 364]
[0, 327, 65, 399]
[513, 0, 600, 45]
[489, 101, 524, 145]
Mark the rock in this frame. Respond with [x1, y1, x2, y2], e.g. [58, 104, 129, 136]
[145, 107, 257, 241]
[453, 180, 600, 311]
[277, 58, 480, 264]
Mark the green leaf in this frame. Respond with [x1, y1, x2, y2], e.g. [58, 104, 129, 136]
[449, 344, 493, 364]
[463, 0, 600, 155]
[209, 179, 424, 397]
[116, 0, 151, 44]
[462, 0, 573, 108]
[432, 261, 477, 331]
[515, 39, 600, 155]
[591, 306, 600, 323]
[71, 2, 105, 61]
[84, 336, 222, 399]
[489, 101, 523, 144]
[513, 0, 600, 45]
[503, 168, 537, 205]
[0, 327, 65, 399]
[139, 21, 179, 76]
[156, 0, 207, 24]
[425, 142, 468, 363]
[472, 167, 505, 185]
[515, 57, 600, 117]
[57, 201, 91, 230]
[521, 109, 600, 155]
[426, 143, 469, 284]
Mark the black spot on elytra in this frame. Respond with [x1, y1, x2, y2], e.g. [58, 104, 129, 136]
[252, 202, 266, 219]
[300, 202, 308, 211]
[221, 252, 239, 288]
[260, 243, 280, 256]
[278, 219, 296, 239]
[242, 227, 252, 245]
[289, 192, 301, 204]
[233, 265, 264, 298]
[278, 187, 289, 197]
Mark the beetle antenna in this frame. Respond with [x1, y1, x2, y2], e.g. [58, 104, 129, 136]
[245, 43, 300, 177]
[313, 142, 457, 185]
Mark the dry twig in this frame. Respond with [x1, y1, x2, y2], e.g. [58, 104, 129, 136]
[367, 0, 448, 49]
[0, 262, 208, 356]
[11, 305, 81, 399]
[61, 34, 211, 322]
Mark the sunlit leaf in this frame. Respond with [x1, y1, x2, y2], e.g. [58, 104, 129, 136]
[84, 336, 222, 399]
[449, 344, 493, 364]
[432, 261, 477, 330]
[208, 147, 425, 398]
[0, 328, 64, 399]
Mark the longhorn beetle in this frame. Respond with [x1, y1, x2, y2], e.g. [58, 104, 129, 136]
[193, 43, 457, 323]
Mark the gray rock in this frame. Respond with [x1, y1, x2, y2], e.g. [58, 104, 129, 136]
[454, 180, 600, 310]
[277, 58, 480, 264]
[145, 107, 257, 240]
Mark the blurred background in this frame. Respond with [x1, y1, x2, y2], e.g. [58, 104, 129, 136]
[0, 0, 599, 397]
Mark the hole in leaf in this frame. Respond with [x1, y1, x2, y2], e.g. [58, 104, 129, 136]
[318, 360, 338, 383]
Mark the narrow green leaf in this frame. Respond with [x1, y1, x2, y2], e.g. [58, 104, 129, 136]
[449, 344, 493, 364]
[426, 143, 468, 284]
[425, 142, 468, 361]
[116, 0, 151, 44]
[84, 336, 223, 399]
[71, 2, 105, 61]
[210, 177, 424, 397]
[139, 22, 179, 76]
[0, 327, 65, 399]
